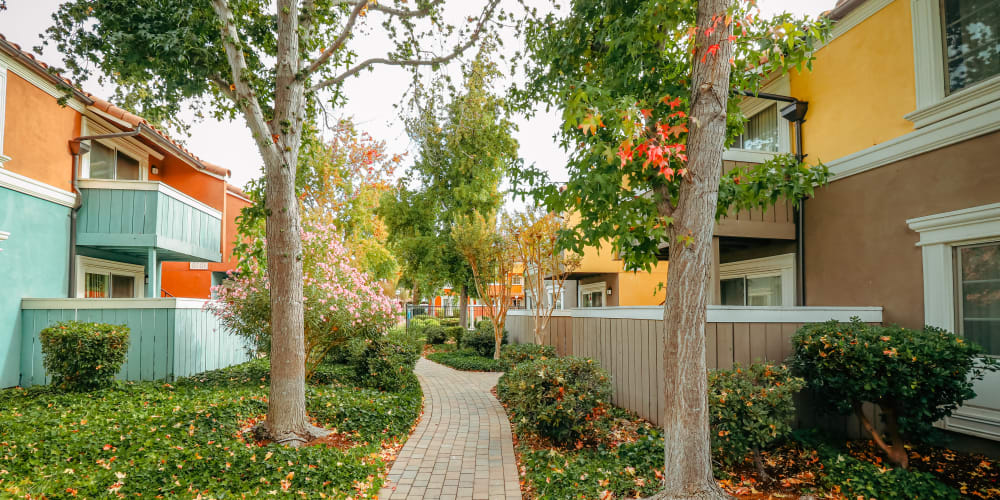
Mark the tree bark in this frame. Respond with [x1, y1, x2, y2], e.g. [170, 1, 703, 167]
[855, 402, 909, 469]
[647, 0, 733, 497]
[460, 285, 469, 328]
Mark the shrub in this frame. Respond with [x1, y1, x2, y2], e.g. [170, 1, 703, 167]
[709, 363, 804, 472]
[500, 343, 556, 370]
[427, 349, 505, 372]
[408, 317, 439, 338]
[790, 318, 999, 467]
[439, 317, 460, 328]
[465, 319, 509, 357]
[425, 324, 447, 344]
[445, 326, 464, 345]
[411, 314, 433, 322]
[348, 335, 420, 392]
[40, 321, 130, 391]
[817, 446, 960, 499]
[497, 357, 611, 444]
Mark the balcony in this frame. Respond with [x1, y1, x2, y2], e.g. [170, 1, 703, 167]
[77, 180, 222, 263]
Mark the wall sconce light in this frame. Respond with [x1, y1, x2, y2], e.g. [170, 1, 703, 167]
[606, 288, 612, 296]
[151, 165, 160, 175]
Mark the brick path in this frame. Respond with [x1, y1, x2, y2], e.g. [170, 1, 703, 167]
[378, 358, 521, 500]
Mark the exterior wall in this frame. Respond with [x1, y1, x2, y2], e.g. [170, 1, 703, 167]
[150, 155, 225, 212]
[580, 273, 619, 306]
[2, 73, 81, 191]
[804, 130, 1000, 328]
[0, 188, 70, 387]
[789, 0, 915, 164]
[617, 270, 668, 306]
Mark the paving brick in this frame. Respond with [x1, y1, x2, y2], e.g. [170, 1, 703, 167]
[378, 358, 520, 499]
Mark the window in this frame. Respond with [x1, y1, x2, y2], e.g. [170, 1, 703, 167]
[76, 256, 144, 298]
[942, 0, 1000, 94]
[580, 282, 606, 308]
[733, 105, 780, 153]
[956, 242, 1000, 354]
[719, 254, 795, 306]
[511, 275, 524, 286]
[87, 141, 141, 180]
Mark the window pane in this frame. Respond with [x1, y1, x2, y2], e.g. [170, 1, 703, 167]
[721, 278, 746, 306]
[736, 105, 779, 152]
[942, 0, 1000, 93]
[85, 273, 108, 298]
[89, 142, 115, 179]
[111, 274, 135, 298]
[116, 151, 141, 180]
[747, 275, 783, 306]
[959, 243, 1000, 355]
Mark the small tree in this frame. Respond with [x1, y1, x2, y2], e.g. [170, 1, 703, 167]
[509, 209, 582, 344]
[790, 319, 999, 468]
[452, 211, 516, 359]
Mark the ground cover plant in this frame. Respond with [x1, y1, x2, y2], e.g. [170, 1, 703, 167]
[0, 358, 421, 498]
[426, 349, 505, 372]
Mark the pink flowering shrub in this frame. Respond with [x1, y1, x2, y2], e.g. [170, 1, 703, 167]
[207, 223, 401, 378]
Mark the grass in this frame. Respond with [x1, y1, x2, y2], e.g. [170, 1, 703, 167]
[426, 349, 504, 372]
[0, 358, 421, 498]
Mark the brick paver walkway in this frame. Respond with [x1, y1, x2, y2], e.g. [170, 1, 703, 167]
[378, 358, 521, 500]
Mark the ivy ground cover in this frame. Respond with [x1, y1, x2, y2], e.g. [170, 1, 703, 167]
[0, 359, 421, 498]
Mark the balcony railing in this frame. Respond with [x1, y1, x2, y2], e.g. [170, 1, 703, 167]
[77, 179, 222, 262]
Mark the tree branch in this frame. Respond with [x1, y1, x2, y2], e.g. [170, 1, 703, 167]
[210, 0, 281, 164]
[338, 0, 445, 18]
[303, 0, 367, 76]
[306, 0, 498, 93]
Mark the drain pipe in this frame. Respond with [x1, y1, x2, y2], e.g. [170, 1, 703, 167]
[67, 127, 141, 297]
[735, 90, 809, 305]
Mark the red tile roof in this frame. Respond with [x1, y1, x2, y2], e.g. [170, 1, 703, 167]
[0, 33, 232, 179]
[225, 182, 251, 200]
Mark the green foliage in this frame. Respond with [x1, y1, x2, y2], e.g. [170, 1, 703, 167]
[499, 343, 556, 370]
[39, 321, 129, 391]
[814, 445, 960, 499]
[518, 429, 664, 499]
[426, 349, 505, 372]
[464, 323, 509, 358]
[444, 326, 464, 345]
[497, 357, 612, 445]
[0, 359, 421, 498]
[439, 317, 461, 328]
[708, 363, 805, 465]
[512, 0, 831, 271]
[424, 325, 447, 345]
[347, 335, 420, 392]
[407, 318, 439, 339]
[790, 319, 999, 437]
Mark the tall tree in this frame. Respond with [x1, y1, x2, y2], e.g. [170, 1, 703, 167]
[382, 45, 519, 325]
[516, 0, 828, 496]
[47, 0, 502, 446]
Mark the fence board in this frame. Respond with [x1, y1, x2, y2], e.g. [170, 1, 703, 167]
[717, 323, 734, 369]
[749, 323, 766, 363]
[734, 323, 751, 366]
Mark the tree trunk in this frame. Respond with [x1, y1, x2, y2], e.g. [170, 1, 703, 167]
[460, 285, 469, 328]
[647, 0, 733, 497]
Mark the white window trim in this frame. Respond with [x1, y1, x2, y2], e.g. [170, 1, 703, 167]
[76, 255, 145, 299]
[80, 117, 154, 181]
[0, 167, 76, 207]
[579, 281, 607, 308]
[908, 0, 1000, 128]
[907, 202, 1000, 441]
[719, 253, 795, 307]
[724, 74, 792, 162]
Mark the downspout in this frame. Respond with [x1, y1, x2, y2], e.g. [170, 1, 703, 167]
[67, 127, 141, 297]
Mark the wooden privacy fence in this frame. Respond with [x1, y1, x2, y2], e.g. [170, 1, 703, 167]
[19, 298, 250, 387]
[506, 306, 883, 435]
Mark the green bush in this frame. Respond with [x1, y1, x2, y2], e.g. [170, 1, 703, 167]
[427, 349, 505, 372]
[407, 317, 439, 338]
[708, 362, 804, 466]
[500, 343, 556, 369]
[816, 446, 960, 499]
[39, 321, 130, 391]
[790, 318, 998, 466]
[411, 314, 433, 322]
[348, 335, 420, 392]
[464, 319, 509, 357]
[444, 326, 464, 345]
[439, 317, 460, 328]
[497, 357, 611, 444]
[425, 324, 447, 344]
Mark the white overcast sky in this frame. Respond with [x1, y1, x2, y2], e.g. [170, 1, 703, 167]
[0, 0, 833, 195]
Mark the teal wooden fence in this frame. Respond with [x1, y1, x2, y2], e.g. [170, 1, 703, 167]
[19, 298, 249, 387]
[76, 181, 222, 262]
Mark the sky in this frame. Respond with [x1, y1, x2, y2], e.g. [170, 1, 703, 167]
[0, 0, 833, 195]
